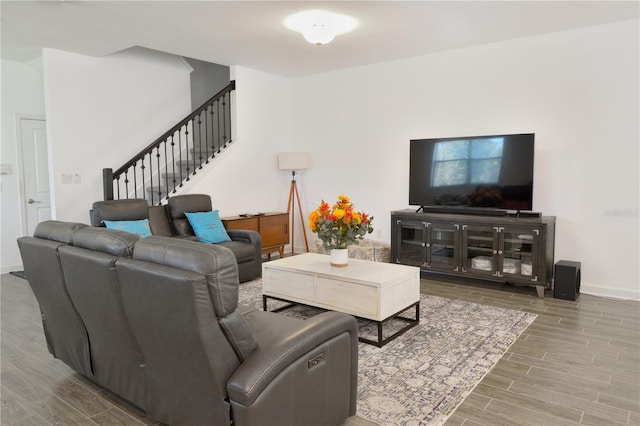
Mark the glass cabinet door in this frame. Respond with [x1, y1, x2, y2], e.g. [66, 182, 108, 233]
[394, 220, 428, 267]
[499, 227, 540, 282]
[426, 222, 460, 271]
[461, 225, 498, 276]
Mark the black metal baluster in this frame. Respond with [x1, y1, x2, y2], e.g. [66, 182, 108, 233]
[210, 101, 220, 156]
[222, 93, 227, 148]
[124, 172, 129, 199]
[170, 134, 177, 193]
[155, 146, 161, 203]
[216, 100, 222, 153]
[152, 150, 158, 204]
[187, 120, 195, 176]
[132, 164, 138, 199]
[163, 140, 169, 199]
[197, 113, 204, 167]
[178, 129, 184, 187]
[140, 156, 146, 202]
[183, 124, 191, 181]
[227, 90, 232, 144]
[202, 109, 209, 163]
[144, 152, 150, 205]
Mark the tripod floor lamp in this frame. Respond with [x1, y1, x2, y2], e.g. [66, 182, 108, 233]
[278, 152, 310, 256]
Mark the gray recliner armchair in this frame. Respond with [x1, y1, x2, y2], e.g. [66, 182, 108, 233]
[166, 194, 262, 283]
[118, 236, 359, 425]
[90, 194, 262, 282]
[16, 221, 93, 378]
[59, 227, 146, 409]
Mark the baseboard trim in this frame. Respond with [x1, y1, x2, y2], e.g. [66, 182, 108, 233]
[2, 263, 24, 275]
[581, 283, 640, 301]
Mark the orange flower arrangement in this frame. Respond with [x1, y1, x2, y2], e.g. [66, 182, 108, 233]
[308, 195, 374, 250]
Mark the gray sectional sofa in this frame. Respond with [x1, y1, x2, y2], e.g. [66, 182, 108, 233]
[90, 194, 262, 282]
[17, 220, 359, 426]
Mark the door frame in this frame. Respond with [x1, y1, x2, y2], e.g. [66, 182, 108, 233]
[16, 113, 49, 236]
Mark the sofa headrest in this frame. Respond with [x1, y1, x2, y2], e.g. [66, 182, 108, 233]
[71, 227, 139, 257]
[132, 235, 258, 361]
[91, 199, 149, 227]
[33, 220, 88, 244]
[148, 205, 172, 236]
[133, 236, 239, 316]
[167, 194, 212, 220]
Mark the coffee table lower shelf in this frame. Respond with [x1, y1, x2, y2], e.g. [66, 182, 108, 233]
[263, 295, 420, 348]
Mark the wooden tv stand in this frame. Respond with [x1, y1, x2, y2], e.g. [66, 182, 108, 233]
[390, 209, 555, 297]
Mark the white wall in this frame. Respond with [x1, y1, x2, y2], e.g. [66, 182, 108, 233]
[290, 20, 639, 299]
[5, 20, 637, 299]
[188, 66, 295, 217]
[1, 58, 46, 273]
[43, 47, 192, 223]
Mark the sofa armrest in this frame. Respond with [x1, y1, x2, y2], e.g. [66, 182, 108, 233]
[227, 310, 358, 424]
[227, 312, 358, 406]
[226, 311, 358, 408]
[227, 229, 261, 253]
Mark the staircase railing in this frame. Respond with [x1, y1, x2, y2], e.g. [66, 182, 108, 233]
[102, 80, 235, 204]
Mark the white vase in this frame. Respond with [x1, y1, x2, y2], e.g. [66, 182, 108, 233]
[330, 248, 349, 267]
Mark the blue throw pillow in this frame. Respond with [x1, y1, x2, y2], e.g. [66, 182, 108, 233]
[103, 219, 152, 238]
[185, 210, 231, 244]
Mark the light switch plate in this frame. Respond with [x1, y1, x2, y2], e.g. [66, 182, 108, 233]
[61, 173, 72, 184]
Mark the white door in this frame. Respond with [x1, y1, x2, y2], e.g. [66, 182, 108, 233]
[20, 118, 51, 235]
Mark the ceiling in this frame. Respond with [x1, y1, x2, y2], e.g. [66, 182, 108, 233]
[1, 1, 638, 77]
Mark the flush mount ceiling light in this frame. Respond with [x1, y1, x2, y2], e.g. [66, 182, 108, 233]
[284, 10, 358, 45]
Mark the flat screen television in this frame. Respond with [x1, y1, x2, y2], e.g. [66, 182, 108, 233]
[409, 133, 535, 213]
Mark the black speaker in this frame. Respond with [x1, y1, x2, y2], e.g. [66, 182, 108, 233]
[554, 260, 581, 300]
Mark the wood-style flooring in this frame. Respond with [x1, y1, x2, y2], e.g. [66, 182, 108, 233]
[1, 272, 638, 425]
[424, 279, 640, 426]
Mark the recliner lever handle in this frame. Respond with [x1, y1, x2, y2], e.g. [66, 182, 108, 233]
[308, 352, 325, 369]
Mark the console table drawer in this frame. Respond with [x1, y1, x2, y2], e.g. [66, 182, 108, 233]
[316, 277, 378, 318]
[263, 269, 314, 301]
[222, 212, 288, 257]
[222, 217, 259, 232]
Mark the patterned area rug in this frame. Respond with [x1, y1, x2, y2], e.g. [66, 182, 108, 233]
[239, 279, 536, 426]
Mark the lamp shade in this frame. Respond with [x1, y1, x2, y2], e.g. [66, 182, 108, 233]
[278, 152, 311, 171]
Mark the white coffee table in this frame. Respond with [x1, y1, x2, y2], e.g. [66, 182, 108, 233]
[262, 253, 421, 347]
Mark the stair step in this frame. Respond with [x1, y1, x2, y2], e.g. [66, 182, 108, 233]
[162, 170, 195, 177]
[173, 143, 228, 168]
[190, 141, 229, 155]
[146, 186, 169, 193]
[146, 186, 171, 200]
[161, 172, 185, 181]
[160, 173, 195, 188]
[175, 160, 207, 171]
[190, 147, 218, 156]
[140, 143, 231, 201]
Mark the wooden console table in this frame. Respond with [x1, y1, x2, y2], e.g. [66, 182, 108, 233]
[222, 212, 288, 258]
